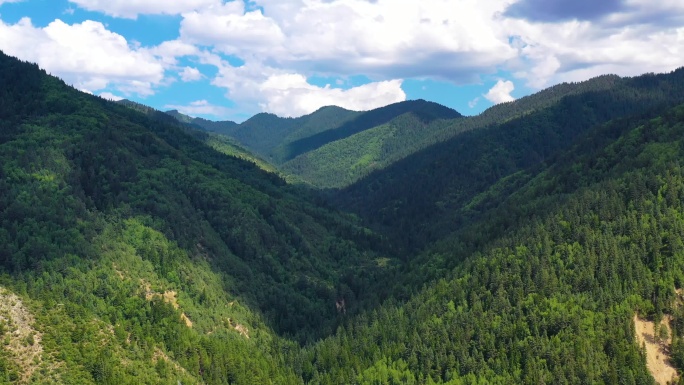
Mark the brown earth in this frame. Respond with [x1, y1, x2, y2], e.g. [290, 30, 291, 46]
[0, 286, 44, 384]
[634, 314, 678, 385]
[142, 281, 193, 328]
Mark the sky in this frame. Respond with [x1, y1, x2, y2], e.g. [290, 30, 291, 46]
[0, 1, 682, 122]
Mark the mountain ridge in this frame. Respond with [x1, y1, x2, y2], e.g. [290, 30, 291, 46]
[334, 67, 684, 251]
[165, 99, 461, 166]
[5, 49, 684, 384]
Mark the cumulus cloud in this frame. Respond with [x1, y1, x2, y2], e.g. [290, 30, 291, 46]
[0, 18, 165, 96]
[181, 2, 286, 54]
[69, 0, 220, 19]
[9, 0, 680, 118]
[506, 11, 684, 88]
[180, 67, 203, 82]
[181, 0, 517, 81]
[206, 55, 405, 117]
[484, 80, 515, 104]
[147, 40, 200, 66]
[99, 92, 124, 101]
[173, 0, 684, 115]
[258, 75, 406, 117]
[173, 0, 522, 116]
[164, 100, 231, 118]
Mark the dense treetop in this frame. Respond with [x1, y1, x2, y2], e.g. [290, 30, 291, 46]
[2, 50, 684, 384]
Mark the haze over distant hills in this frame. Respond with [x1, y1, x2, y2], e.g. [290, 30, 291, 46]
[4, 49, 684, 384]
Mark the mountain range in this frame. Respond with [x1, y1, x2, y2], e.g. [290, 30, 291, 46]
[2, 49, 684, 384]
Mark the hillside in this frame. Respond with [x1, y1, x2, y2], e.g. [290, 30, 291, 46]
[275, 100, 462, 163]
[336, 69, 684, 253]
[217, 106, 360, 164]
[197, 100, 461, 169]
[0, 52, 392, 383]
[209, 76, 640, 190]
[294, 99, 684, 385]
[136, 107, 282, 175]
[5, 48, 684, 385]
[281, 111, 457, 188]
[165, 109, 239, 137]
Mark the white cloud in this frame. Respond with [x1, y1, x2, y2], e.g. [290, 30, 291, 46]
[69, 0, 220, 19]
[0, 0, 23, 6]
[181, 3, 285, 55]
[10, 0, 679, 118]
[146, 40, 200, 67]
[258, 75, 406, 117]
[206, 55, 406, 117]
[181, 0, 517, 81]
[180, 66, 203, 82]
[484, 80, 515, 104]
[163, 0, 684, 116]
[164, 100, 231, 118]
[177, 0, 677, 97]
[175, 0, 518, 116]
[0, 18, 166, 96]
[504, 2, 684, 88]
[99, 92, 124, 101]
[468, 97, 480, 109]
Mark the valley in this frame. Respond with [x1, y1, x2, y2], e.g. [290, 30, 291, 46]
[2, 49, 684, 384]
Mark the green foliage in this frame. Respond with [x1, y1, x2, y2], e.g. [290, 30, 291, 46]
[204, 99, 460, 167]
[277, 100, 461, 164]
[0, 50, 389, 383]
[0, 49, 390, 341]
[281, 113, 457, 188]
[294, 104, 684, 385]
[165, 109, 239, 136]
[204, 133, 284, 176]
[118, 99, 285, 176]
[338, 67, 684, 253]
[5, 48, 684, 385]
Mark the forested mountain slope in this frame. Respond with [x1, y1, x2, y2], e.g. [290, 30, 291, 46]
[190, 100, 461, 168]
[5, 48, 684, 385]
[281, 110, 459, 188]
[165, 109, 239, 137]
[208, 75, 638, 190]
[292, 100, 684, 385]
[0, 52, 392, 383]
[212, 105, 360, 164]
[275, 100, 462, 164]
[118, 104, 282, 175]
[336, 69, 684, 253]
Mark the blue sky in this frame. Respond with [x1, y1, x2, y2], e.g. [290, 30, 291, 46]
[0, 0, 682, 122]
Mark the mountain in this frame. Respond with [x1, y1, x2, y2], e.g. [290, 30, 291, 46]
[4, 48, 684, 385]
[277, 75, 635, 189]
[195, 100, 461, 168]
[165, 109, 239, 136]
[175, 99, 462, 188]
[216, 106, 361, 164]
[280, 108, 460, 188]
[0, 51, 391, 383]
[275, 100, 462, 163]
[298, 102, 684, 384]
[120, 104, 281, 175]
[336, 69, 684, 253]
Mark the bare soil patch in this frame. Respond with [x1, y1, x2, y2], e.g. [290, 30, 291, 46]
[142, 282, 193, 328]
[0, 286, 44, 384]
[634, 314, 678, 385]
